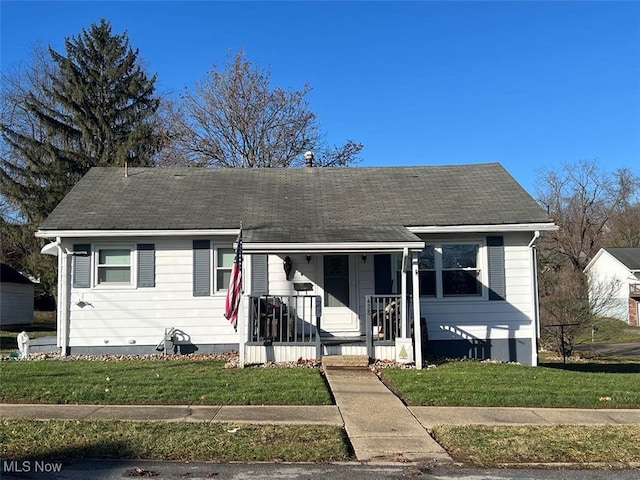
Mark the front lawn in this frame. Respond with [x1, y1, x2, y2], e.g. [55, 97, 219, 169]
[381, 360, 640, 408]
[0, 358, 332, 405]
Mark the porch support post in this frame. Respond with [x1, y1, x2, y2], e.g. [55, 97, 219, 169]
[412, 251, 423, 369]
[401, 248, 408, 338]
[315, 295, 322, 359]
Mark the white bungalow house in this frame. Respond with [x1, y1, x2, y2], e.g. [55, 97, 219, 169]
[36, 163, 556, 367]
[584, 247, 640, 326]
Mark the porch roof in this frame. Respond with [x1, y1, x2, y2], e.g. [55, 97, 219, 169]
[242, 225, 425, 253]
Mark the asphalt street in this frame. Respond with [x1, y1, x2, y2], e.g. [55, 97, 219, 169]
[2, 460, 640, 480]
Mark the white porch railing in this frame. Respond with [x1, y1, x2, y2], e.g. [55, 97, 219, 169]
[247, 294, 412, 362]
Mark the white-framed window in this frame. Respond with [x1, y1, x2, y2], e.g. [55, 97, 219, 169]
[440, 243, 482, 297]
[399, 241, 486, 299]
[72, 243, 155, 289]
[215, 247, 235, 292]
[96, 246, 133, 286]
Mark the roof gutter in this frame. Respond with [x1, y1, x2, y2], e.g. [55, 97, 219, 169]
[408, 222, 557, 234]
[36, 223, 558, 239]
[35, 229, 241, 239]
[242, 241, 426, 254]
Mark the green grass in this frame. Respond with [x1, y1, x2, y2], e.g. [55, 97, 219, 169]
[2, 419, 638, 466]
[575, 317, 640, 344]
[381, 360, 640, 407]
[4, 357, 640, 466]
[433, 425, 640, 466]
[0, 359, 332, 405]
[0, 419, 352, 462]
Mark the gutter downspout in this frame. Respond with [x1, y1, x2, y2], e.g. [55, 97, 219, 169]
[41, 238, 69, 356]
[528, 231, 541, 366]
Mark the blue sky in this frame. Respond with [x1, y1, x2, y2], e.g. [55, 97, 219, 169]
[1, 1, 639, 195]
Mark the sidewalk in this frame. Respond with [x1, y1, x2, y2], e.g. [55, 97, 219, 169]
[2, 369, 640, 465]
[0, 404, 343, 425]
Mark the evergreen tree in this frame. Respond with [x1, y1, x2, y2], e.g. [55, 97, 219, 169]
[1, 19, 159, 223]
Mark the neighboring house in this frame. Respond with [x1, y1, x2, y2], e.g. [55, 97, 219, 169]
[0, 263, 34, 327]
[37, 163, 556, 367]
[584, 247, 640, 326]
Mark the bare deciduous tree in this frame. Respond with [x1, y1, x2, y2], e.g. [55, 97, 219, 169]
[607, 203, 640, 248]
[535, 159, 639, 356]
[176, 50, 362, 168]
[536, 159, 638, 271]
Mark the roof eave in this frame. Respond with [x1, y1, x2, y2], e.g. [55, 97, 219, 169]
[35, 228, 241, 239]
[242, 241, 426, 254]
[408, 222, 558, 234]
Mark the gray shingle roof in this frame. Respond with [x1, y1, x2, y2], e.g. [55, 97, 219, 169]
[39, 163, 553, 242]
[603, 247, 640, 270]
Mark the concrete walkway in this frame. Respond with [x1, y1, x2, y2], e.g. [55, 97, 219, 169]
[323, 367, 452, 463]
[3, 368, 640, 465]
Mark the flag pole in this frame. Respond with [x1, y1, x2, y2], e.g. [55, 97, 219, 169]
[238, 222, 245, 367]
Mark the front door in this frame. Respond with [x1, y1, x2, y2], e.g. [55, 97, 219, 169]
[320, 255, 358, 335]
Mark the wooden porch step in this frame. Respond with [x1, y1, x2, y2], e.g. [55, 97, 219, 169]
[320, 335, 366, 346]
[322, 355, 370, 369]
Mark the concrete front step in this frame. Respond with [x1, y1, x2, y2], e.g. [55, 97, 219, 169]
[322, 354, 370, 369]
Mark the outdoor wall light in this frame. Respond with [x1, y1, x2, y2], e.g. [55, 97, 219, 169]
[361, 254, 367, 263]
[306, 254, 312, 264]
[283, 256, 293, 280]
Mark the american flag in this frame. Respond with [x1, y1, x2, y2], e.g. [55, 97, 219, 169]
[224, 229, 243, 331]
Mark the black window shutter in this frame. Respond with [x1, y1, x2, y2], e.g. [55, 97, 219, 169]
[487, 236, 506, 301]
[374, 254, 393, 294]
[251, 254, 268, 296]
[193, 240, 211, 296]
[72, 244, 91, 288]
[137, 244, 155, 288]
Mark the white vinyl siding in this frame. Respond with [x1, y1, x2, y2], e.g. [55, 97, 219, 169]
[60, 232, 536, 357]
[66, 236, 238, 349]
[421, 234, 536, 342]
